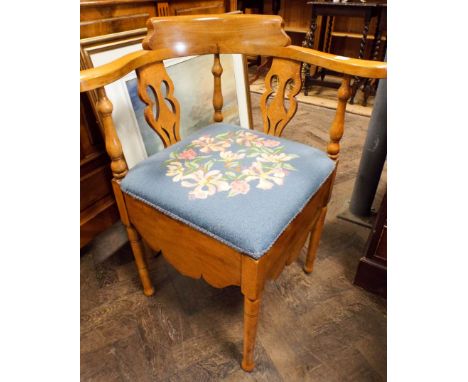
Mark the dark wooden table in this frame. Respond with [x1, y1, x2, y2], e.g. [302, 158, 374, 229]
[302, 1, 387, 106]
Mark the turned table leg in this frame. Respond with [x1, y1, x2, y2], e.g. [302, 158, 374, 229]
[302, 10, 318, 96]
[242, 295, 262, 372]
[126, 226, 155, 296]
[304, 206, 328, 273]
[363, 9, 384, 107]
[350, 12, 371, 105]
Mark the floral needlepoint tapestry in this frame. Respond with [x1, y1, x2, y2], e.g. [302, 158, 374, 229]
[164, 129, 299, 200]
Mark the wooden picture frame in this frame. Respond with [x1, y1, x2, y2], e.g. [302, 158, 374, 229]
[81, 29, 252, 168]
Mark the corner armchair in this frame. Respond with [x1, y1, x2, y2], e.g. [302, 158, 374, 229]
[80, 14, 386, 371]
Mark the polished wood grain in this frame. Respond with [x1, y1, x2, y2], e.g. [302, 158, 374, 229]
[142, 14, 291, 51]
[136, 61, 181, 147]
[260, 58, 302, 136]
[80, 14, 387, 371]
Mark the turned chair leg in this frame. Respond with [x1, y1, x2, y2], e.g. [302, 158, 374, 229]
[304, 206, 328, 274]
[242, 295, 262, 372]
[126, 226, 155, 296]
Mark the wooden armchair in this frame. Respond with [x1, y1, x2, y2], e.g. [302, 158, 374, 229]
[80, 14, 386, 372]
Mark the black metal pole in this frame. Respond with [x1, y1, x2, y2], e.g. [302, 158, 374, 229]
[349, 78, 387, 217]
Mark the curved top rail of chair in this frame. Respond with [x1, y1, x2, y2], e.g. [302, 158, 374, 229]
[80, 47, 386, 92]
[80, 14, 387, 93]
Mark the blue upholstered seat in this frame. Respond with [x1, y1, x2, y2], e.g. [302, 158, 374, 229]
[121, 123, 335, 259]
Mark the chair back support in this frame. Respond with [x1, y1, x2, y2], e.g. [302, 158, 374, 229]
[80, 14, 387, 181]
[142, 15, 291, 52]
[136, 14, 293, 147]
[136, 62, 181, 147]
[260, 58, 302, 137]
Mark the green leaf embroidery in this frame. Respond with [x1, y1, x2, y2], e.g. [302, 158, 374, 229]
[273, 147, 284, 154]
[204, 160, 214, 171]
[282, 163, 297, 171]
[215, 132, 231, 140]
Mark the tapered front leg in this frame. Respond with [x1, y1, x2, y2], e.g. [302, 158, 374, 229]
[126, 226, 155, 296]
[304, 206, 328, 274]
[242, 295, 262, 372]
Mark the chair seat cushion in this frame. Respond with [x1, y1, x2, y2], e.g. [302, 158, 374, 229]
[121, 123, 335, 259]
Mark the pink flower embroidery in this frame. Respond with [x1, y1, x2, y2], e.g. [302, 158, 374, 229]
[243, 162, 285, 190]
[262, 139, 281, 148]
[236, 131, 264, 147]
[219, 151, 246, 161]
[192, 135, 231, 153]
[181, 170, 230, 199]
[228, 180, 250, 197]
[257, 152, 298, 164]
[178, 149, 197, 160]
[166, 161, 185, 182]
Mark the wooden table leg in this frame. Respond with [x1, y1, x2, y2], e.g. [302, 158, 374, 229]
[319, 15, 334, 82]
[302, 10, 318, 96]
[362, 9, 383, 107]
[350, 12, 371, 105]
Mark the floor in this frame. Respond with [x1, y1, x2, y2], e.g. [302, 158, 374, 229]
[81, 92, 387, 381]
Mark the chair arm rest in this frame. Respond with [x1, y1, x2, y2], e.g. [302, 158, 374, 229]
[287, 46, 386, 79]
[260, 46, 387, 79]
[80, 45, 387, 93]
[80, 49, 171, 92]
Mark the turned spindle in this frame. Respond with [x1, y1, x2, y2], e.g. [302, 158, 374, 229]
[96, 88, 128, 179]
[212, 53, 224, 122]
[327, 76, 351, 161]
